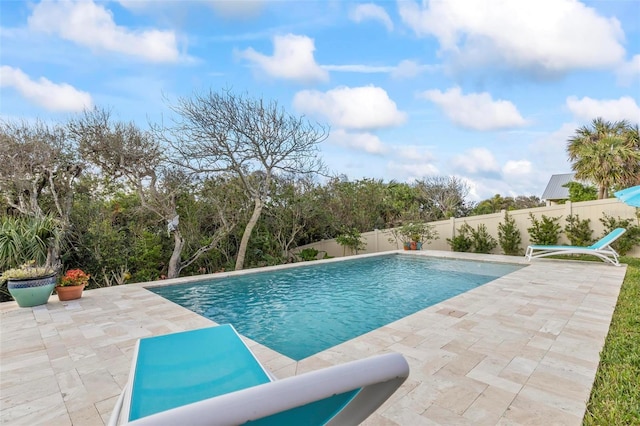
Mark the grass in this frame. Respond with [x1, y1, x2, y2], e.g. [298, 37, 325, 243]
[583, 256, 640, 425]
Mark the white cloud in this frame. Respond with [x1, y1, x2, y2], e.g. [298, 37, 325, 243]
[529, 123, 575, 179]
[328, 129, 387, 154]
[616, 55, 640, 86]
[387, 161, 439, 178]
[450, 148, 500, 177]
[420, 87, 528, 131]
[293, 86, 406, 130]
[566, 96, 640, 123]
[395, 145, 436, 163]
[391, 60, 434, 79]
[398, 0, 625, 75]
[385, 145, 440, 178]
[322, 60, 435, 78]
[322, 64, 393, 73]
[503, 160, 532, 177]
[28, 0, 180, 63]
[0, 66, 92, 112]
[237, 34, 328, 83]
[350, 3, 393, 31]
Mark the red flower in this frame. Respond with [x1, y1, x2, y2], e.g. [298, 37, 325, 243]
[59, 269, 90, 287]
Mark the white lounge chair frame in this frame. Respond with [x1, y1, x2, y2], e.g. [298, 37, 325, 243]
[525, 227, 626, 266]
[109, 325, 409, 426]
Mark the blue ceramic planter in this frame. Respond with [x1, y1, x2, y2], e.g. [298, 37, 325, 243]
[7, 274, 57, 307]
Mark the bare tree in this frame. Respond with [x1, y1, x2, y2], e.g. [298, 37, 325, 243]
[159, 89, 327, 270]
[0, 120, 82, 266]
[68, 108, 236, 279]
[414, 176, 470, 220]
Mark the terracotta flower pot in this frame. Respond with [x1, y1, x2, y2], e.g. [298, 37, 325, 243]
[55, 284, 85, 301]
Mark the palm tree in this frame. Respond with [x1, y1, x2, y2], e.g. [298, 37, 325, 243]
[567, 118, 640, 199]
[620, 123, 640, 188]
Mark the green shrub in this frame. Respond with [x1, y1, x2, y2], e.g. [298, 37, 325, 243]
[0, 215, 62, 270]
[447, 223, 474, 252]
[387, 222, 439, 248]
[600, 214, 640, 256]
[564, 214, 594, 246]
[471, 224, 497, 253]
[336, 228, 367, 255]
[527, 213, 562, 245]
[564, 181, 597, 202]
[298, 248, 319, 261]
[498, 212, 522, 255]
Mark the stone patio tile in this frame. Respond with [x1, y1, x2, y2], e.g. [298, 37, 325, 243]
[96, 394, 120, 424]
[431, 368, 488, 415]
[513, 384, 587, 420]
[548, 334, 603, 364]
[439, 350, 486, 376]
[262, 354, 296, 374]
[269, 361, 297, 378]
[422, 403, 474, 425]
[380, 394, 436, 426]
[499, 393, 583, 426]
[361, 412, 402, 425]
[1, 374, 61, 408]
[68, 405, 104, 426]
[415, 331, 457, 349]
[467, 363, 524, 394]
[61, 386, 98, 414]
[0, 391, 69, 425]
[498, 389, 584, 426]
[526, 333, 555, 350]
[0, 253, 628, 425]
[498, 356, 539, 384]
[463, 385, 516, 425]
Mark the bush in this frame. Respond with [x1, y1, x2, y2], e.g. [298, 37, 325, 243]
[564, 214, 594, 246]
[600, 214, 640, 256]
[387, 222, 439, 248]
[447, 223, 474, 252]
[336, 228, 367, 255]
[527, 213, 562, 245]
[498, 212, 522, 255]
[298, 248, 319, 261]
[471, 224, 497, 253]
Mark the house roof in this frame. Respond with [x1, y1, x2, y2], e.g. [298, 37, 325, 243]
[541, 173, 576, 200]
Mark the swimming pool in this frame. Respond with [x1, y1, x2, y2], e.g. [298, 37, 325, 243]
[150, 254, 524, 360]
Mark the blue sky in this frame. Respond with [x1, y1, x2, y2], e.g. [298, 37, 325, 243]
[1, 0, 639, 201]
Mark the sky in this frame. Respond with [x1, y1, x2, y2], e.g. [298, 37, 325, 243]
[1, 0, 639, 202]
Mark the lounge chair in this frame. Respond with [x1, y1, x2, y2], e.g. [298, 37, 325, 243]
[525, 227, 626, 266]
[108, 324, 409, 426]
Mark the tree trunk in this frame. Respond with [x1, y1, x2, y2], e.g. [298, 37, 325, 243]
[235, 197, 264, 270]
[598, 186, 606, 200]
[167, 229, 185, 279]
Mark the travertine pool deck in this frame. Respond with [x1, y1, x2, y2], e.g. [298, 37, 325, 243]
[0, 251, 628, 425]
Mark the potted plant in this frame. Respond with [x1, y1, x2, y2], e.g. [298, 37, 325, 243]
[55, 269, 90, 301]
[0, 215, 62, 307]
[388, 222, 439, 250]
[1, 262, 58, 307]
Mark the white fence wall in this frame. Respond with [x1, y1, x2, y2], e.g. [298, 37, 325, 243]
[297, 199, 640, 258]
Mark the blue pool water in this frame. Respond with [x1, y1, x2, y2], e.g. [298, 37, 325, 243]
[150, 255, 523, 360]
